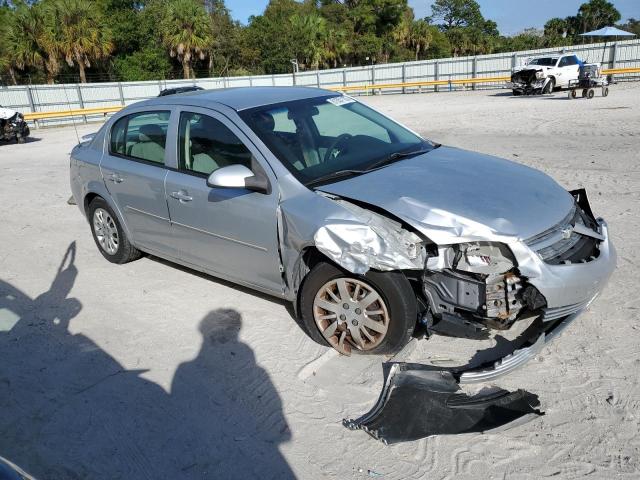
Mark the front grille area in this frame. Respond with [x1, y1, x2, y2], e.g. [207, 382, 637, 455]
[525, 206, 600, 265]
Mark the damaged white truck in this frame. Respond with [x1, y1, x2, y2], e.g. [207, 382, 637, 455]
[508, 54, 582, 95]
[70, 87, 616, 381]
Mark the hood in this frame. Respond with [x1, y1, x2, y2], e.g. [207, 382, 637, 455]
[0, 107, 17, 120]
[513, 64, 552, 72]
[318, 146, 574, 245]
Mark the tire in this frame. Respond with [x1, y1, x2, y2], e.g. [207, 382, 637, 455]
[512, 90, 521, 96]
[581, 89, 588, 98]
[587, 89, 595, 99]
[543, 77, 555, 94]
[88, 197, 142, 264]
[570, 89, 577, 99]
[602, 87, 609, 97]
[299, 262, 417, 356]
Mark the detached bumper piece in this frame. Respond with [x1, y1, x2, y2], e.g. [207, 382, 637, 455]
[343, 363, 543, 444]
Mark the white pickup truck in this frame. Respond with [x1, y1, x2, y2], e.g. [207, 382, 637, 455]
[509, 54, 583, 95]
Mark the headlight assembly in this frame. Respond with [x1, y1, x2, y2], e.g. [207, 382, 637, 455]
[453, 242, 516, 275]
[535, 71, 545, 80]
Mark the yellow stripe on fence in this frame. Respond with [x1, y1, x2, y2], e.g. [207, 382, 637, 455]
[24, 105, 123, 121]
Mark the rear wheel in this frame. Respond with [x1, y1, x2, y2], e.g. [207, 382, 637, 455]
[88, 197, 142, 264]
[299, 262, 417, 356]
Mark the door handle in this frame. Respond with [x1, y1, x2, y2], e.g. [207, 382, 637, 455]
[170, 191, 193, 202]
[108, 173, 124, 183]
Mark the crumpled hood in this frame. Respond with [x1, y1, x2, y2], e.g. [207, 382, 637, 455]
[319, 146, 574, 245]
[0, 107, 17, 120]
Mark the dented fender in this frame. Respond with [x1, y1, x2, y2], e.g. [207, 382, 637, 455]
[277, 192, 427, 300]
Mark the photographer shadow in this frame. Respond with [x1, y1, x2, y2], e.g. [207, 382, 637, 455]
[0, 242, 294, 479]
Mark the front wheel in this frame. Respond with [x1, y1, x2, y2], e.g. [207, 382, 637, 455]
[299, 262, 417, 356]
[543, 77, 555, 94]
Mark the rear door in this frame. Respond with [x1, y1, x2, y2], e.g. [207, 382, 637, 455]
[100, 109, 176, 254]
[164, 108, 283, 294]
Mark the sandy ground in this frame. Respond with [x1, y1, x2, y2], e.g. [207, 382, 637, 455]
[1, 83, 639, 479]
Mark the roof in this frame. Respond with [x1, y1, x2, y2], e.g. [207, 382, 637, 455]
[137, 86, 338, 112]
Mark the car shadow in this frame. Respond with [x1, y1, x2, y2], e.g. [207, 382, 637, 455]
[146, 254, 299, 321]
[0, 242, 295, 480]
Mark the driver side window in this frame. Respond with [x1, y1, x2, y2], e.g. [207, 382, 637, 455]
[178, 112, 252, 176]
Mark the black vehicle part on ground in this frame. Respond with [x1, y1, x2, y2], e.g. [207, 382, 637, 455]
[343, 362, 543, 444]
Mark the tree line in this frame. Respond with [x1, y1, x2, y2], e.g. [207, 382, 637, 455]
[0, 0, 637, 85]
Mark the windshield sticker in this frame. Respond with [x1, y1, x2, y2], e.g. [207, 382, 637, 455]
[327, 96, 355, 106]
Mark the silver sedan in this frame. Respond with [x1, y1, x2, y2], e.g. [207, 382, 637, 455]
[70, 87, 615, 371]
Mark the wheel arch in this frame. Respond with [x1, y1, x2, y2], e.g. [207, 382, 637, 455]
[83, 188, 135, 244]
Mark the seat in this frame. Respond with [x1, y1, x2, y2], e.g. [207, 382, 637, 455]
[254, 112, 305, 171]
[130, 124, 165, 163]
[190, 127, 219, 175]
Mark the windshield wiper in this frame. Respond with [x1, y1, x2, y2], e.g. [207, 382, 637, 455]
[305, 169, 367, 188]
[366, 147, 433, 171]
[305, 144, 440, 188]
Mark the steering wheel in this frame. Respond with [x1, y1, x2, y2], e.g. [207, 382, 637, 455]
[323, 133, 352, 163]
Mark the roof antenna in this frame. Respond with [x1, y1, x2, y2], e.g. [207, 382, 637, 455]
[63, 82, 81, 145]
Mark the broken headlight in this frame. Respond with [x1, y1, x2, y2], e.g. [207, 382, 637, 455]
[535, 70, 545, 79]
[453, 242, 516, 276]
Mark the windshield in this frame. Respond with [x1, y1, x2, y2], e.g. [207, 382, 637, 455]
[528, 57, 558, 67]
[240, 95, 431, 186]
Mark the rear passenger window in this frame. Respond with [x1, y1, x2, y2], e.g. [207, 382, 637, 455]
[109, 111, 170, 165]
[178, 112, 252, 176]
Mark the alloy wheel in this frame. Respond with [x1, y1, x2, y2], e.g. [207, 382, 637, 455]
[93, 208, 119, 255]
[313, 277, 390, 355]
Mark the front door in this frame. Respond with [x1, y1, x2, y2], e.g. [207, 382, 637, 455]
[100, 109, 175, 253]
[165, 108, 283, 294]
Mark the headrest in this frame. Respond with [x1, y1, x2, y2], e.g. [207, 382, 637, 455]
[190, 127, 212, 155]
[254, 112, 275, 132]
[138, 124, 164, 142]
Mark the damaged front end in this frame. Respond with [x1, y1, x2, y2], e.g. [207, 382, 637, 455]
[510, 69, 550, 95]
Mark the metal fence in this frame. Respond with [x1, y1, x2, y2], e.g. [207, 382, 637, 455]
[2, 38, 639, 127]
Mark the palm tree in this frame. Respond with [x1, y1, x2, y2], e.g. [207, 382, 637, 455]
[290, 13, 329, 70]
[7, 3, 61, 84]
[56, 0, 113, 83]
[408, 20, 433, 61]
[160, 0, 213, 79]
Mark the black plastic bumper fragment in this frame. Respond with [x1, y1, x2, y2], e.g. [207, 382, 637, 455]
[343, 363, 543, 444]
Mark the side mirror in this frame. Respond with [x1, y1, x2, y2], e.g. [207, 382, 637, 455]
[206, 164, 270, 194]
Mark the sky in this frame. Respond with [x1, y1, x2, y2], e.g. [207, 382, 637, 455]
[225, 0, 640, 36]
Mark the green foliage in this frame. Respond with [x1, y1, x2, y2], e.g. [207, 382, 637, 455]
[159, 0, 213, 79]
[0, 0, 633, 85]
[112, 47, 171, 81]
